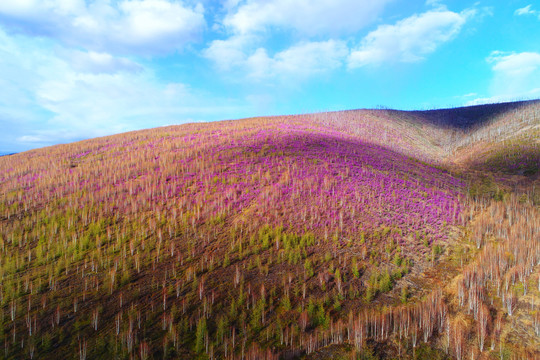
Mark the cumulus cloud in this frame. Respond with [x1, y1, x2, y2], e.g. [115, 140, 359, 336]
[205, 39, 347, 81]
[208, 3, 479, 82]
[467, 52, 540, 105]
[0, 27, 246, 152]
[203, 35, 254, 71]
[206, 0, 389, 81]
[488, 51, 540, 76]
[222, 0, 391, 37]
[487, 51, 540, 97]
[247, 40, 348, 80]
[348, 8, 473, 68]
[0, 0, 206, 55]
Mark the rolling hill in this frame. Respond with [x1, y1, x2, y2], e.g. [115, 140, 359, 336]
[0, 100, 538, 360]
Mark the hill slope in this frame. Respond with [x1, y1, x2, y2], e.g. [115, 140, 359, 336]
[0, 100, 538, 359]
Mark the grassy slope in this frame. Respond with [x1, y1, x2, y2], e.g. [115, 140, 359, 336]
[0, 100, 538, 360]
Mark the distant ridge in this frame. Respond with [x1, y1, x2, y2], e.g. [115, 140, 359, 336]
[407, 99, 540, 129]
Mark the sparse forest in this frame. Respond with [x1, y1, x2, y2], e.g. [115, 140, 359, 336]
[0, 100, 538, 359]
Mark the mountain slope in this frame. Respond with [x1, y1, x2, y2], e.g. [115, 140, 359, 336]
[0, 100, 538, 360]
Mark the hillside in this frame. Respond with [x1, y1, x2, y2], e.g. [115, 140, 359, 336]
[0, 100, 539, 360]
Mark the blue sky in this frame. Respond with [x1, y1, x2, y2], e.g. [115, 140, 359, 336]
[0, 0, 539, 153]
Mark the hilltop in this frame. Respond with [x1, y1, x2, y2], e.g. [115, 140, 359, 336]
[0, 100, 538, 359]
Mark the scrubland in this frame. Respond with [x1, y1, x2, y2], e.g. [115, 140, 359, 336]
[0, 100, 538, 359]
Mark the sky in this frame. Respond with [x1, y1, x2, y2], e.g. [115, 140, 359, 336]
[0, 1, 539, 153]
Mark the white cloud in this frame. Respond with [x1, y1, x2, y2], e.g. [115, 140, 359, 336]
[467, 52, 540, 105]
[0, 27, 247, 152]
[515, 5, 533, 16]
[17, 135, 49, 143]
[515, 5, 540, 18]
[208, 3, 477, 82]
[0, 0, 206, 55]
[34, 69, 241, 134]
[68, 50, 142, 74]
[205, 39, 348, 81]
[465, 93, 540, 106]
[251, 40, 348, 79]
[348, 8, 473, 68]
[488, 51, 540, 77]
[206, 0, 382, 81]
[0, 0, 84, 19]
[203, 35, 254, 71]
[222, 0, 391, 37]
[488, 51, 540, 98]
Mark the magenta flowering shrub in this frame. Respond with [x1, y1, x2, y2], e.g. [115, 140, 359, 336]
[0, 117, 464, 254]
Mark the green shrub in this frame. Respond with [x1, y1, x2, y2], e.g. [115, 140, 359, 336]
[400, 285, 409, 303]
[195, 317, 206, 353]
